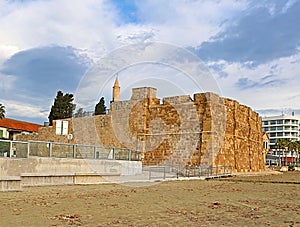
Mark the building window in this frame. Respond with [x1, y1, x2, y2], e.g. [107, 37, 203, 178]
[284, 132, 290, 137]
[8, 132, 13, 140]
[270, 121, 276, 125]
[292, 132, 298, 137]
[277, 120, 283, 124]
[270, 139, 276, 144]
[263, 121, 269, 125]
[0, 130, 3, 138]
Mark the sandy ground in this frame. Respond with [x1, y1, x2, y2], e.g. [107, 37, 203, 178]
[0, 171, 299, 226]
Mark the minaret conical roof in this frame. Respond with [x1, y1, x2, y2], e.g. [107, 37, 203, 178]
[113, 76, 120, 87]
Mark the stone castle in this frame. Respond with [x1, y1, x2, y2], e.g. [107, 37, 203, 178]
[18, 78, 265, 172]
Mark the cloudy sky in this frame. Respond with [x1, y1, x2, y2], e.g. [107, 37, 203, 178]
[0, 0, 300, 124]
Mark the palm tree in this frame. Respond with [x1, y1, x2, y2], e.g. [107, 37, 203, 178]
[293, 141, 300, 165]
[0, 104, 5, 119]
[288, 141, 297, 164]
[275, 138, 291, 166]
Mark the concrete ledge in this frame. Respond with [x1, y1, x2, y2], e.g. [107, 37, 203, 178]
[0, 176, 21, 180]
[0, 176, 22, 191]
[21, 173, 74, 177]
[20, 172, 121, 187]
[21, 173, 74, 187]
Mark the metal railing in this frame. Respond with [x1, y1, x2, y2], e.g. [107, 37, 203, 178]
[144, 160, 232, 180]
[148, 166, 167, 180]
[0, 139, 28, 158]
[181, 166, 233, 178]
[72, 109, 110, 118]
[143, 158, 232, 179]
[0, 139, 141, 161]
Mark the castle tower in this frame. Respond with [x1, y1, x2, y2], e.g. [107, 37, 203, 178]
[112, 75, 120, 102]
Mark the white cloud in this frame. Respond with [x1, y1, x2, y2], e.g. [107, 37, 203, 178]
[116, 25, 157, 44]
[130, 0, 248, 46]
[209, 52, 300, 110]
[0, 0, 299, 123]
[0, 0, 248, 60]
[0, 44, 20, 64]
[0, 98, 48, 120]
[0, 0, 118, 60]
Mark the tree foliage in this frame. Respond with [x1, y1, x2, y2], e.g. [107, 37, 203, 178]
[94, 97, 106, 115]
[275, 138, 291, 150]
[275, 138, 300, 152]
[74, 108, 90, 118]
[48, 91, 76, 125]
[275, 138, 300, 165]
[74, 108, 84, 118]
[0, 104, 5, 119]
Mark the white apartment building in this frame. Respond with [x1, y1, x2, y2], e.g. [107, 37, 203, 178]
[262, 114, 300, 149]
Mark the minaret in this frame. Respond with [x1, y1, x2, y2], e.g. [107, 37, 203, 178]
[112, 75, 120, 102]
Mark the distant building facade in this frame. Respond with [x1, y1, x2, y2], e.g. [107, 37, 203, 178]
[262, 115, 300, 149]
[262, 114, 300, 165]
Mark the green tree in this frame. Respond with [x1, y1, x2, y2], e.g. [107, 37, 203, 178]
[295, 141, 300, 164]
[288, 140, 300, 164]
[94, 97, 106, 115]
[48, 91, 76, 125]
[0, 104, 5, 119]
[275, 138, 291, 150]
[74, 108, 90, 118]
[275, 138, 292, 166]
[74, 108, 84, 118]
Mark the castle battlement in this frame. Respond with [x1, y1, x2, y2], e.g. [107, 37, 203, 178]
[131, 87, 157, 100]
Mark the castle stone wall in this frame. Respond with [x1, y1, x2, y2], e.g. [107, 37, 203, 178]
[18, 87, 264, 172]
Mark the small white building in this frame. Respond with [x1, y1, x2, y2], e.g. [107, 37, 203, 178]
[0, 118, 41, 140]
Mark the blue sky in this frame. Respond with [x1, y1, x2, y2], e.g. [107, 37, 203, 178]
[0, 0, 300, 123]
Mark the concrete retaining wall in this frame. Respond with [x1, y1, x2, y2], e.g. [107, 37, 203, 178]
[0, 157, 142, 176]
[0, 157, 142, 191]
[0, 176, 21, 191]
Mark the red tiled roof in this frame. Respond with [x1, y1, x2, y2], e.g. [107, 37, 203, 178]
[0, 118, 42, 132]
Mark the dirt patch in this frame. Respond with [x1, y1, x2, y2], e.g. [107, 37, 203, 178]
[0, 172, 299, 226]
